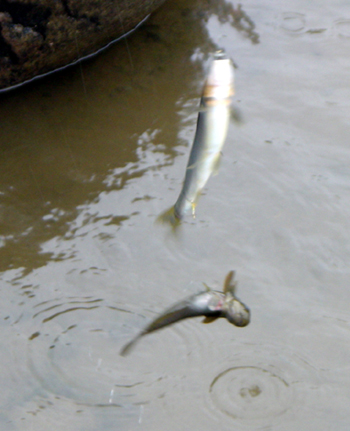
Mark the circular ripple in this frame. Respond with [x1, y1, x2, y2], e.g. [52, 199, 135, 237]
[206, 342, 324, 427]
[210, 366, 290, 420]
[280, 12, 306, 34]
[27, 296, 194, 407]
[334, 19, 350, 38]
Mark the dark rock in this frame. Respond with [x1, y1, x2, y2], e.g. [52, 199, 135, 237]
[0, 0, 167, 90]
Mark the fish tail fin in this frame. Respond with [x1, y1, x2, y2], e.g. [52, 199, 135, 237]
[156, 206, 181, 230]
[120, 335, 141, 357]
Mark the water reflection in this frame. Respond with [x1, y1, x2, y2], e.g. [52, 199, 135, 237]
[200, 1, 259, 44]
[0, 0, 258, 275]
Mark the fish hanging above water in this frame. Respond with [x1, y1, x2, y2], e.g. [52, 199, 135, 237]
[158, 50, 235, 227]
[120, 271, 250, 356]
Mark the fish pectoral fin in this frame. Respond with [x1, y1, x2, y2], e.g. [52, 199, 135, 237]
[191, 201, 197, 218]
[202, 316, 218, 324]
[186, 161, 199, 171]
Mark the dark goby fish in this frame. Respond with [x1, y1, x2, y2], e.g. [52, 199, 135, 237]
[120, 271, 249, 356]
[158, 50, 235, 227]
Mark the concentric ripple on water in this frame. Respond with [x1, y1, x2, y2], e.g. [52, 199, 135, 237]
[207, 343, 324, 428]
[210, 365, 290, 420]
[26, 296, 194, 407]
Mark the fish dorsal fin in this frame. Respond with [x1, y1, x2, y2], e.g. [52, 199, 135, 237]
[223, 270, 237, 295]
[202, 316, 218, 324]
[202, 282, 211, 292]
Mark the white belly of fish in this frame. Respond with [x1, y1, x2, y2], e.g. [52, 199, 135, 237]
[174, 102, 231, 217]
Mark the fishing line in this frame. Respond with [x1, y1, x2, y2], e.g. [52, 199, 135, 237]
[74, 31, 88, 100]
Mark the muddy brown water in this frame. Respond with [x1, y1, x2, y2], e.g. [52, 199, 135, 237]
[1, 0, 350, 429]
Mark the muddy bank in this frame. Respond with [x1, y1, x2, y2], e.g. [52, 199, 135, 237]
[0, 0, 166, 90]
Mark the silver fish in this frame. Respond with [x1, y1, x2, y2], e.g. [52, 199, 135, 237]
[120, 271, 249, 356]
[158, 50, 235, 226]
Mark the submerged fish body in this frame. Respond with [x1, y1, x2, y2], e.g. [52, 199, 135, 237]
[120, 271, 250, 356]
[158, 51, 235, 226]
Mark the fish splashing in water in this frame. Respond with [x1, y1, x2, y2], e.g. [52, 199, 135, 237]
[158, 50, 235, 228]
[120, 271, 250, 356]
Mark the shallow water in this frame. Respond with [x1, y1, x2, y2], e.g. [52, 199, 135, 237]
[1, 0, 350, 429]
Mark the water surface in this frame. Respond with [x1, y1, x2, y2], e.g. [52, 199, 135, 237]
[1, 0, 350, 430]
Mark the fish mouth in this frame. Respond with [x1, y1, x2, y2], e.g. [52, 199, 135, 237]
[213, 50, 228, 60]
